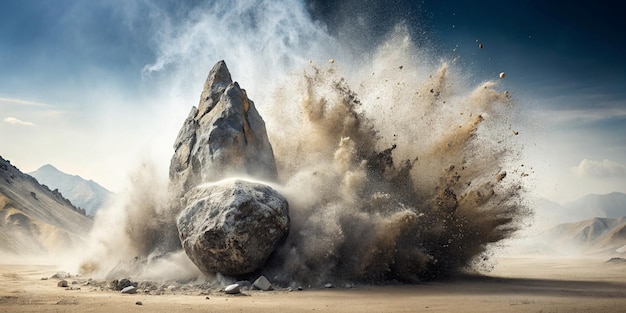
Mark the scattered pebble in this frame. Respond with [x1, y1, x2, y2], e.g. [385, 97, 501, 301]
[324, 283, 333, 288]
[253, 275, 273, 291]
[606, 257, 626, 264]
[57, 280, 68, 288]
[135, 301, 143, 305]
[51, 271, 69, 279]
[121, 286, 137, 294]
[224, 283, 241, 294]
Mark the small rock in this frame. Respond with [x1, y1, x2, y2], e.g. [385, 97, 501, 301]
[297, 286, 303, 291]
[111, 278, 133, 291]
[606, 257, 626, 264]
[224, 284, 240, 294]
[324, 283, 333, 288]
[57, 280, 68, 287]
[121, 286, 137, 294]
[253, 275, 273, 291]
[205, 296, 210, 300]
[135, 301, 143, 305]
[40, 277, 48, 280]
[51, 271, 69, 279]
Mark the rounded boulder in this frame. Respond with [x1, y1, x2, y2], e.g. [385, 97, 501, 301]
[177, 179, 289, 276]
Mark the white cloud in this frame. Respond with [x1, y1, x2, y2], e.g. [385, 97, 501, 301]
[534, 107, 626, 125]
[572, 159, 626, 178]
[3, 117, 35, 126]
[0, 97, 51, 107]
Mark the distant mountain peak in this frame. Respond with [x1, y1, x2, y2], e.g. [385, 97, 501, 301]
[29, 164, 113, 216]
[38, 164, 57, 170]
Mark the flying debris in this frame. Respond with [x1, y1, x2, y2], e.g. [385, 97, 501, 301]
[499, 72, 506, 78]
[329, 59, 335, 64]
[478, 43, 483, 49]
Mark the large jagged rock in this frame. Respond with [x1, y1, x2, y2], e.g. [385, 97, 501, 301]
[177, 180, 289, 276]
[169, 60, 278, 201]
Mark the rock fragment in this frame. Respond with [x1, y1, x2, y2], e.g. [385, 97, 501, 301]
[224, 284, 241, 294]
[51, 271, 69, 279]
[252, 275, 273, 291]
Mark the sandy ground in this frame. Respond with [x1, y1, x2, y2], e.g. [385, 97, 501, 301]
[1, 257, 626, 312]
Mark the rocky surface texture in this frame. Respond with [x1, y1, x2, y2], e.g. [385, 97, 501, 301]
[177, 180, 289, 276]
[169, 61, 288, 277]
[169, 60, 278, 202]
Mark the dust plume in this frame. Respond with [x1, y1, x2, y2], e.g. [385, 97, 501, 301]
[259, 27, 527, 284]
[77, 0, 529, 284]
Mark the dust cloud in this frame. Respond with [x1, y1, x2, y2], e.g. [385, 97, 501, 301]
[77, 1, 529, 285]
[261, 28, 528, 284]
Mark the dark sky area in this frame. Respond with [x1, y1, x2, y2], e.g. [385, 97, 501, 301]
[306, 0, 626, 110]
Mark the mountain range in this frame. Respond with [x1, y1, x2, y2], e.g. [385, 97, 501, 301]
[533, 192, 626, 255]
[0, 156, 93, 256]
[536, 192, 626, 225]
[29, 164, 113, 216]
[544, 217, 626, 254]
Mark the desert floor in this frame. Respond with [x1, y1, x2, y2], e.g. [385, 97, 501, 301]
[1, 256, 626, 312]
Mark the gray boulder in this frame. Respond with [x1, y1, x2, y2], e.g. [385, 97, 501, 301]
[169, 60, 278, 202]
[177, 180, 289, 276]
[121, 286, 137, 294]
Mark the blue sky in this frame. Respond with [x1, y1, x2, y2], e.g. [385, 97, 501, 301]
[1, 0, 624, 202]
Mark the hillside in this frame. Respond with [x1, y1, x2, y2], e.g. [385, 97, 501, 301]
[544, 217, 626, 254]
[29, 164, 112, 216]
[0, 156, 93, 256]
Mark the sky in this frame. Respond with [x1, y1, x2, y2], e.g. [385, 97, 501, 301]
[1, 0, 624, 203]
